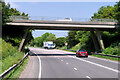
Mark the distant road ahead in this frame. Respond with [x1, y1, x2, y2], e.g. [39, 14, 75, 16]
[20, 48, 119, 80]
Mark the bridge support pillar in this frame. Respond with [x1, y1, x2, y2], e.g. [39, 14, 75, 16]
[90, 30, 99, 52]
[96, 30, 105, 52]
[18, 28, 29, 52]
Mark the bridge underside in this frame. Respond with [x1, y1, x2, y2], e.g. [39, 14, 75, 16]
[6, 24, 116, 31]
[6, 19, 117, 31]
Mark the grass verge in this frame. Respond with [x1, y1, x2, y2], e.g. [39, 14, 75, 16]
[3, 57, 29, 79]
[91, 54, 119, 61]
[60, 49, 119, 61]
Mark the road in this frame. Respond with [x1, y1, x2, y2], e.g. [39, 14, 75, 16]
[19, 47, 119, 80]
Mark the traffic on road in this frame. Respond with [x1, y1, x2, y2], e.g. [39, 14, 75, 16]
[19, 48, 119, 79]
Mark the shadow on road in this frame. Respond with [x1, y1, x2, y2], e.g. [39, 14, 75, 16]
[29, 51, 75, 56]
[30, 53, 76, 56]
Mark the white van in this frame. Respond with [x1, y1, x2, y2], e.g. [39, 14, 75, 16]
[43, 41, 55, 49]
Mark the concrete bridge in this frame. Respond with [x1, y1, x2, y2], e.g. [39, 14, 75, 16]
[6, 18, 119, 52]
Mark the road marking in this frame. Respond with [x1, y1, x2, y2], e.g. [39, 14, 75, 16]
[55, 51, 119, 73]
[69, 56, 119, 73]
[66, 63, 69, 64]
[61, 60, 63, 61]
[86, 76, 91, 79]
[74, 67, 77, 71]
[89, 56, 118, 64]
[33, 52, 42, 78]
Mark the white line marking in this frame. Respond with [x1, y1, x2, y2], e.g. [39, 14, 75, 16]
[61, 60, 63, 61]
[55, 51, 118, 63]
[89, 56, 118, 64]
[66, 63, 69, 64]
[74, 67, 77, 71]
[69, 56, 119, 73]
[86, 76, 91, 79]
[34, 52, 41, 78]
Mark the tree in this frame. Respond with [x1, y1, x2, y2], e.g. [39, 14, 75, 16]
[55, 37, 65, 47]
[46, 33, 56, 42]
[114, 2, 120, 22]
[30, 32, 56, 47]
[91, 1, 120, 49]
[1, 1, 10, 25]
[91, 6, 115, 19]
[66, 31, 79, 48]
[2, 1, 33, 49]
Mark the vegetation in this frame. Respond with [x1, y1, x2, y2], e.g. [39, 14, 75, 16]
[1, 1, 33, 49]
[91, 2, 120, 55]
[30, 32, 66, 48]
[55, 37, 65, 47]
[0, 1, 30, 78]
[102, 42, 119, 56]
[66, 31, 79, 48]
[4, 58, 28, 79]
[65, 2, 120, 56]
[30, 32, 56, 47]
[66, 31, 95, 54]
[1, 39, 24, 74]
[91, 55, 119, 61]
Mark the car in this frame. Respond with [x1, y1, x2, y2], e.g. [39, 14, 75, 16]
[76, 49, 88, 57]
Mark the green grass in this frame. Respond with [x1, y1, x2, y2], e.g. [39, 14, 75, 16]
[1, 39, 25, 74]
[60, 49, 76, 53]
[60, 49, 119, 61]
[3, 57, 29, 79]
[0, 38, 29, 79]
[91, 54, 119, 61]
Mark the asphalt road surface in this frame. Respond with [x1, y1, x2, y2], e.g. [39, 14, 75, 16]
[19, 47, 120, 80]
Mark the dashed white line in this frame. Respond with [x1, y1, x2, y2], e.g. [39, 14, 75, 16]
[74, 67, 77, 71]
[66, 63, 69, 64]
[86, 76, 91, 79]
[33, 52, 42, 78]
[61, 60, 63, 61]
[55, 50, 119, 73]
[69, 56, 119, 73]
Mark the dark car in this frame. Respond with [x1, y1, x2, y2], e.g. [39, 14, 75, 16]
[76, 49, 88, 57]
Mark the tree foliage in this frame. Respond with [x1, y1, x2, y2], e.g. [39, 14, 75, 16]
[91, 2, 120, 48]
[31, 32, 56, 47]
[91, 6, 115, 19]
[66, 31, 79, 48]
[1, 1, 33, 49]
[1, 1, 28, 25]
[31, 32, 66, 48]
[55, 37, 65, 47]
[67, 2, 120, 55]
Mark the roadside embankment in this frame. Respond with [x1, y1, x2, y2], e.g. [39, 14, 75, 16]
[0, 39, 29, 79]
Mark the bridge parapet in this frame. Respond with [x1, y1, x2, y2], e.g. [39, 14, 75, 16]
[9, 16, 116, 22]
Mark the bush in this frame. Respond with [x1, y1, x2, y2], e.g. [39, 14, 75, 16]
[59, 46, 67, 50]
[71, 43, 81, 51]
[102, 42, 119, 56]
[102, 47, 118, 55]
[1, 39, 24, 74]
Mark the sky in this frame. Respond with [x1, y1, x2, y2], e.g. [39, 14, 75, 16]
[7, 2, 117, 38]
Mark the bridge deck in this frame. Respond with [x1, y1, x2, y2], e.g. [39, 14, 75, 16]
[6, 20, 117, 31]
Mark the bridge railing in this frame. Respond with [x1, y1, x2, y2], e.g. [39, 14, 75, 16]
[9, 16, 116, 22]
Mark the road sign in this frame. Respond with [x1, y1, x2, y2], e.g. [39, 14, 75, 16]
[65, 43, 68, 45]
